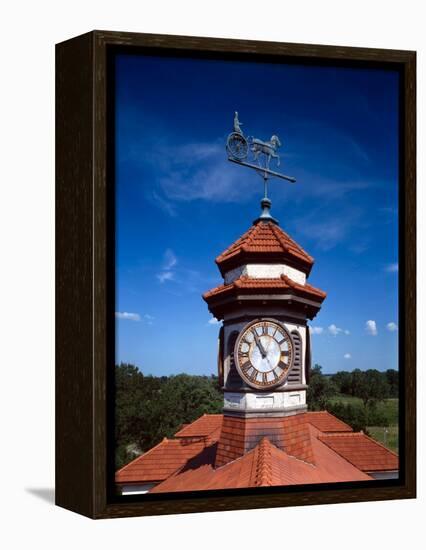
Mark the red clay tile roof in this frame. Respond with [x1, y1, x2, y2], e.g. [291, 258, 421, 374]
[116, 413, 398, 490]
[174, 414, 223, 443]
[203, 274, 326, 303]
[318, 432, 399, 472]
[150, 435, 370, 493]
[174, 414, 223, 437]
[215, 221, 314, 276]
[115, 438, 210, 484]
[306, 411, 353, 433]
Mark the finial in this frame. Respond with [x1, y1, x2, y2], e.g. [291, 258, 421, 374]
[254, 198, 279, 225]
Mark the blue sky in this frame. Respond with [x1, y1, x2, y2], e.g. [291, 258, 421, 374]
[115, 53, 399, 375]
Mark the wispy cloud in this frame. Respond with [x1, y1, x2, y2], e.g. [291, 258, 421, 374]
[115, 312, 141, 322]
[296, 208, 363, 251]
[385, 263, 398, 273]
[157, 249, 178, 283]
[163, 249, 177, 270]
[144, 314, 155, 325]
[115, 312, 155, 324]
[386, 322, 398, 332]
[365, 320, 378, 336]
[349, 241, 369, 255]
[344, 353, 352, 359]
[133, 138, 258, 206]
[157, 271, 174, 283]
[310, 326, 324, 335]
[150, 191, 177, 217]
[328, 324, 350, 337]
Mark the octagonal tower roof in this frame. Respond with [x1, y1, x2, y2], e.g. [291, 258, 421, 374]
[215, 220, 314, 277]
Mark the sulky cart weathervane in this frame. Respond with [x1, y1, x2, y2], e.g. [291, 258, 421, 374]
[226, 112, 296, 224]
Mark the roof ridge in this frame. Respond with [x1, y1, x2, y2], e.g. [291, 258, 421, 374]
[270, 223, 290, 253]
[320, 432, 364, 438]
[216, 225, 255, 261]
[254, 437, 273, 486]
[272, 223, 314, 262]
[280, 273, 295, 286]
[243, 224, 258, 248]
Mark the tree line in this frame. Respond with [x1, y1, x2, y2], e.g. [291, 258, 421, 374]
[115, 363, 222, 468]
[307, 365, 398, 432]
[115, 362, 398, 468]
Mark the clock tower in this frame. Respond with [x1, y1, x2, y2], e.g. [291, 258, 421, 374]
[203, 210, 326, 419]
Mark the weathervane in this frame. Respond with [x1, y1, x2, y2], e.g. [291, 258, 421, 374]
[226, 112, 296, 224]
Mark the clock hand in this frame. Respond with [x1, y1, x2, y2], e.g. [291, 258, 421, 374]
[252, 330, 267, 358]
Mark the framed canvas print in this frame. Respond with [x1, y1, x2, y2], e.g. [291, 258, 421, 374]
[56, 30, 416, 519]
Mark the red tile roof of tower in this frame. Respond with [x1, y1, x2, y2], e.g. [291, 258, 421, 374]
[215, 221, 314, 276]
[203, 274, 326, 302]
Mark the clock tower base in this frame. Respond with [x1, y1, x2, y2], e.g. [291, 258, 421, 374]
[223, 388, 307, 418]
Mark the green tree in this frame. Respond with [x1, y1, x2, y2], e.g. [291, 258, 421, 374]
[307, 364, 337, 410]
[352, 369, 390, 407]
[326, 401, 367, 432]
[331, 370, 352, 394]
[349, 368, 365, 398]
[385, 369, 399, 398]
[114, 365, 223, 469]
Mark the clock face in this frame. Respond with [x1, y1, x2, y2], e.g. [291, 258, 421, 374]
[234, 319, 293, 389]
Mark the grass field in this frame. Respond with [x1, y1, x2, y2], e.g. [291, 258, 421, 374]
[329, 394, 399, 453]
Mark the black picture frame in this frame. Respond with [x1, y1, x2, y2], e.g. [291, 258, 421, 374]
[56, 30, 416, 519]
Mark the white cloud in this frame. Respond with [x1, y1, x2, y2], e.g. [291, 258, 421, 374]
[328, 324, 341, 336]
[115, 312, 141, 322]
[386, 322, 398, 332]
[157, 271, 174, 283]
[365, 320, 378, 336]
[310, 326, 324, 335]
[385, 263, 398, 273]
[344, 353, 352, 359]
[208, 318, 220, 325]
[328, 324, 349, 337]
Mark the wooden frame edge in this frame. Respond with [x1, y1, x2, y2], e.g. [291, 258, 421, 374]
[55, 30, 416, 519]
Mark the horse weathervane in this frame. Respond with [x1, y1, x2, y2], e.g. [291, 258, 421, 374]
[226, 112, 296, 224]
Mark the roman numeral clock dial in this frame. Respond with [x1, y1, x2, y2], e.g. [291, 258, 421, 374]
[234, 319, 294, 389]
